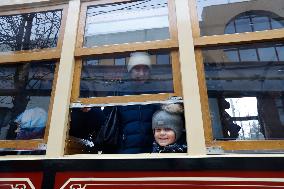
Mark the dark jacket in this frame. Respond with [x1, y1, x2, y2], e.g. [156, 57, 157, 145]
[152, 133, 187, 153]
[152, 141, 187, 153]
[69, 107, 105, 139]
[117, 104, 159, 154]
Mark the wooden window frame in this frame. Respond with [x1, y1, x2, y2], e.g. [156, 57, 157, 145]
[0, 4, 68, 64]
[189, 0, 284, 151]
[71, 0, 182, 105]
[0, 4, 68, 149]
[75, 0, 178, 56]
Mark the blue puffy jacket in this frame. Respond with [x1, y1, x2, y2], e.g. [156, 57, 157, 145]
[117, 104, 159, 154]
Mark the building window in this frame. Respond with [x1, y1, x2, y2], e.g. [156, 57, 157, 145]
[224, 11, 284, 63]
[196, 0, 284, 36]
[225, 10, 284, 34]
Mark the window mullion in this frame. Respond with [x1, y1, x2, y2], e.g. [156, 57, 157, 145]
[46, 0, 81, 157]
[175, 0, 206, 156]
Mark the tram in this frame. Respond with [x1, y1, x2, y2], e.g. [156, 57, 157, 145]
[0, 0, 283, 188]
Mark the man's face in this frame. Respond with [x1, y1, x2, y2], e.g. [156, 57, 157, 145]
[154, 128, 176, 146]
[130, 65, 150, 83]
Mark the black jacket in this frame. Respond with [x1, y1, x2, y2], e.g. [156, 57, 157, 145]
[117, 104, 159, 154]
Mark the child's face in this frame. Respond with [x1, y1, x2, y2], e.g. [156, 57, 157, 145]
[154, 128, 176, 146]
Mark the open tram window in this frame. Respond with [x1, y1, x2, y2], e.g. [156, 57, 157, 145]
[67, 102, 186, 155]
[66, 0, 183, 155]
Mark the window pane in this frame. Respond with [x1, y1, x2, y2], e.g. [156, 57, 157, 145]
[235, 17, 252, 33]
[0, 10, 63, 52]
[252, 16, 270, 31]
[224, 21, 236, 34]
[224, 49, 239, 62]
[258, 47, 278, 61]
[271, 18, 283, 29]
[115, 58, 126, 66]
[239, 49, 257, 61]
[68, 103, 186, 154]
[84, 0, 170, 47]
[80, 51, 174, 98]
[196, 0, 284, 36]
[0, 61, 56, 140]
[276, 46, 284, 61]
[157, 53, 170, 65]
[203, 42, 284, 140]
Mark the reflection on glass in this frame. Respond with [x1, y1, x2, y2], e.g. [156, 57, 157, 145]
[203, 42, 284, 63]
[196, 0, 284, 36]
[84, 0, 170, 47]
[80, 51, 174, 97]
[203, 42, 284, 140]
[0, 62, 56, 140]
[0, 10, 62, 52]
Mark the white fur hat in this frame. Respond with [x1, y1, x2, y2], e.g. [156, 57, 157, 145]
[127, 52, 152, 72]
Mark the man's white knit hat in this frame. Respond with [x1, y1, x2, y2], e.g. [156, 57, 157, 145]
[127, 52, 152, 72]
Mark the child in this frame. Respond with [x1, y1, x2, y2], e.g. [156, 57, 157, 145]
[152, 104, 187, 153]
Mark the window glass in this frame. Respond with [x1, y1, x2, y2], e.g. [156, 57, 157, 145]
[239, 49, 257, 62]
[224, 49, 239, 62]
[84, 0, 170, 47]
[115, 58, 126, 66]
[221, 42, 283, 63]
[0, 10, 63, 52]
[258, 47, 278, 62]
[276, 46, 284, 61]
[235, 17, 252, 33]
[80, 51, 174, 98]
[252, 16, 270, 31]
[203, 42, 284, 140]
[196, 0, 284, 36]
[224, 21, 235, 34]
[157, 53, 170, 65]
[0, 61, 56, 140]
[68, 103, 186, 154]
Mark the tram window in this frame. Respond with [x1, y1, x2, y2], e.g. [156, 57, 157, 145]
[0, 62, 56, 141]
[68, 0, 182, 155]
[83, 0, 170, 47]
[79, 51, 174, 98]
[203, 42, 284, 141]
[67, 103, 186, 154]
[196, 0, 284, 36]
[0, 9, 63, 52]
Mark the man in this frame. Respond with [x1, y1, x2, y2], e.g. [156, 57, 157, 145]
[115, 52, 159, 154]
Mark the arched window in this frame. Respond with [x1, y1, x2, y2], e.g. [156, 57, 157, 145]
[224, 11, 284, 62]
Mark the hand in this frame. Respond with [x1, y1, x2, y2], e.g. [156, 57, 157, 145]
[81, 107, 91, 112]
